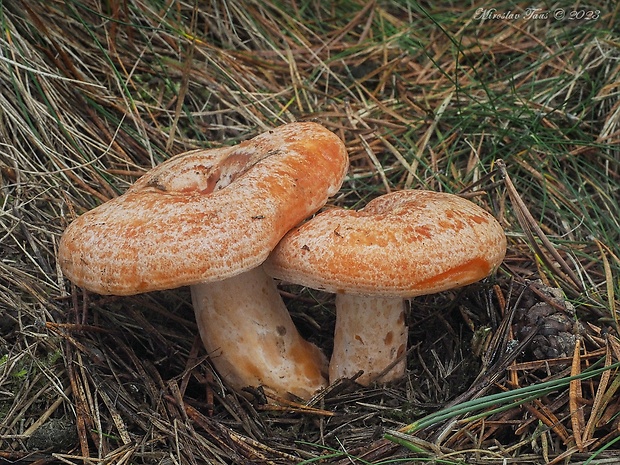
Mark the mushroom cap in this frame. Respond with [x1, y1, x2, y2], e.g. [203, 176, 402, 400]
[264, 190, 506, 297]
[58, 122, 349, 295]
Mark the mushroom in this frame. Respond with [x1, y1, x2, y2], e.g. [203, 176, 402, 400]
[58, 122, 349, 400]
[264, 190, 507, 386]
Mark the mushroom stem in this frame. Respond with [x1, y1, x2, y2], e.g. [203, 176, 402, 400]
[330, 294, 408, 386]
[191, 266, 328, 399]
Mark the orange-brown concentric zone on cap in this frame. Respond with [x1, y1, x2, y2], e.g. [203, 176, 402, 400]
[58, 122, 349, 295]
[264, 190, 507, 297]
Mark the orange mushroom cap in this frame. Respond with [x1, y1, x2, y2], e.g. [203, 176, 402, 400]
[265, 190, 507, 297]
[58, 122, 349, 295]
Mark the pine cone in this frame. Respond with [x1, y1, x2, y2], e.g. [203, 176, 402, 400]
[512, 281, 581, 361]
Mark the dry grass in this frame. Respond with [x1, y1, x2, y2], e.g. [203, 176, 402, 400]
[1, 1, 619, 463]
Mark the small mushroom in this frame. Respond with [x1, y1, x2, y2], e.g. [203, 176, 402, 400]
[264, 190, 507, 386]
[58, 122, 349, 399]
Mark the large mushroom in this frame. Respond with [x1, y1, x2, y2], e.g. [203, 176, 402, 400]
[58, 122, 349, 400]
[264, 190, 507, 386]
